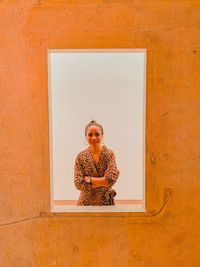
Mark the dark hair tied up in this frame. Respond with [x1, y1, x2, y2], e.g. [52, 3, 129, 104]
[85, 120, 104, 136]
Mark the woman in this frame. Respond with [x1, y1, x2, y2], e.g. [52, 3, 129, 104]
[74, 120, 119, 206]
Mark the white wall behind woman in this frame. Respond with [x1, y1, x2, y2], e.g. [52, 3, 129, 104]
[48, 50, 146, 201]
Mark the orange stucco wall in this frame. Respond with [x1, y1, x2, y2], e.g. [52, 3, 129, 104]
[0, 1, 200, 266]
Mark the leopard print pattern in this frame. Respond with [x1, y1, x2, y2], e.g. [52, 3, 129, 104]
[74, 145, 119, 206]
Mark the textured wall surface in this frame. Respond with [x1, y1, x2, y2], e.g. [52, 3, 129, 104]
[0, 1, 200, 266]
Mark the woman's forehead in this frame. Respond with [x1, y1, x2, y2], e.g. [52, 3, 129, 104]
[87, 126, 101, 132]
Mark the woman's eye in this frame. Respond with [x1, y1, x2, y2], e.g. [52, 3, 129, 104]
[95, 133, 100, 136]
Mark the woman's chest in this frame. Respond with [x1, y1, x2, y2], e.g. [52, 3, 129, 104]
[81, 154, 108, 174]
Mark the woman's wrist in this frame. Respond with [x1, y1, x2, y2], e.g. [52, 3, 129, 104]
[85, 176, 92, 183]
[85, 176, 107, 187]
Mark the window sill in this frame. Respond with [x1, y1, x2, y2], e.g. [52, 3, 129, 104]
[40, 188, 172, 218]
[41, 205, 153, 217]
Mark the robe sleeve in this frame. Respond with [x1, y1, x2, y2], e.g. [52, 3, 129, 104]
[74, 155, 92, 191]
[104, 151, 120, 187]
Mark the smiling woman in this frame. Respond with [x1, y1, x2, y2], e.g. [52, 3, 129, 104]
[74, 120, 120, 206]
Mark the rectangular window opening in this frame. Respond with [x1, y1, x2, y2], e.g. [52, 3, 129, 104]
[48, 49, 146, 213]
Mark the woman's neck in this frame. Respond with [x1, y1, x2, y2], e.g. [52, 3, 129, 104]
[89, 144, 101, 154]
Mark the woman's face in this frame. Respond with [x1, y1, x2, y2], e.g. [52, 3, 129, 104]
[86, 126, 103, 147]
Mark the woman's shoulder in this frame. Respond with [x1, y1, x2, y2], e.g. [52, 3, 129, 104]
[76, 147, 90, 159]
[102, 145, 115, 156]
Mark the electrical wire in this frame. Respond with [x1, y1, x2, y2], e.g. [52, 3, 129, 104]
[0, 215, 41, 227]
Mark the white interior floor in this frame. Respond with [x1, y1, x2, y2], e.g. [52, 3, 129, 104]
[52, 205, 145, 213]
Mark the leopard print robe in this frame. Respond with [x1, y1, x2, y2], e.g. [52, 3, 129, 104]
[74, 145, 119, 206]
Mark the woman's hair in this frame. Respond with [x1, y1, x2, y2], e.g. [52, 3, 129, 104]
[85, 120, 104, 136]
